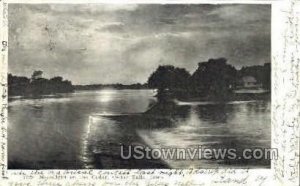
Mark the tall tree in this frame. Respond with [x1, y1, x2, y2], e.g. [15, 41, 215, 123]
[147, 65, 191, 91]
[31, 70, 43, 80]
[190, 58, 237, 98]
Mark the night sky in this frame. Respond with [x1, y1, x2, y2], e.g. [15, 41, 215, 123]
[8, 4, 270, 85]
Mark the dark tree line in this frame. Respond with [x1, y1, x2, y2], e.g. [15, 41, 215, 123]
[8, 59, 270, 99]
[8, 71, 74, 97]
[147, 58, 270, 100]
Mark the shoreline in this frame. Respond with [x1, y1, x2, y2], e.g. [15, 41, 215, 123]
[8, 88, 271, 103]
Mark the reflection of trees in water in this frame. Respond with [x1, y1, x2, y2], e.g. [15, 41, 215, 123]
[145, 99, 191, 120]
[226, 101, 270, 118]
[192, 101, 270, 124]
[246, 101, 270, 113]
[193, 104, 233, 124]
[85, 99, 271, 169]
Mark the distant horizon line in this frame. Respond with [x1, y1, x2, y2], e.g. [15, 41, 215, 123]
[8, 60, 270, 86]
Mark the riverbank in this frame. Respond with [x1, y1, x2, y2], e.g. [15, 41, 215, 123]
[155, 89, 270, 102]
[8, 94, 65, 102]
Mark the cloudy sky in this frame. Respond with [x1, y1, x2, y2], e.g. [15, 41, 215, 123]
[9, 4, 270, 85]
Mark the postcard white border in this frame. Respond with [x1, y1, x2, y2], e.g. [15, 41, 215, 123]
[0, 0, 299, 185]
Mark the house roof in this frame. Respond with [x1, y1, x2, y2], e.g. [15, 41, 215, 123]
[242, 76, 257, 83]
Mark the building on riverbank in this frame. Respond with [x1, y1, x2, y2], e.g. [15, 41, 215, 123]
[240, 76, 262, 89]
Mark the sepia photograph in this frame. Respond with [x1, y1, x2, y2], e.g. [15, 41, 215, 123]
[7, 4, 272, 169]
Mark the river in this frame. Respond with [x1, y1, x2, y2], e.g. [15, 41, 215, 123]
[8, 89, 271, 169]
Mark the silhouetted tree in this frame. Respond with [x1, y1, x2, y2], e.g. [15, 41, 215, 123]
[50, 76, 63, 82]
[262, 63, 271, 90]
[31, 70, 43, 80]
[148, 65, 191, 91]
[190, 58, 237, 99]
[8, 71, 74, 97]
[8, 74, 30, 96]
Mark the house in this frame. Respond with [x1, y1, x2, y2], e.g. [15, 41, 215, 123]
[240, 76, 262, 88]
[234, 76, 269, 94]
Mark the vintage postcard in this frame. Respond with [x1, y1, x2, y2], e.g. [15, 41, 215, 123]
[0, 0, 299, 185]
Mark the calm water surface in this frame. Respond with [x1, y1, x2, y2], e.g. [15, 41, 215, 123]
[8, 89, 270, 169]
